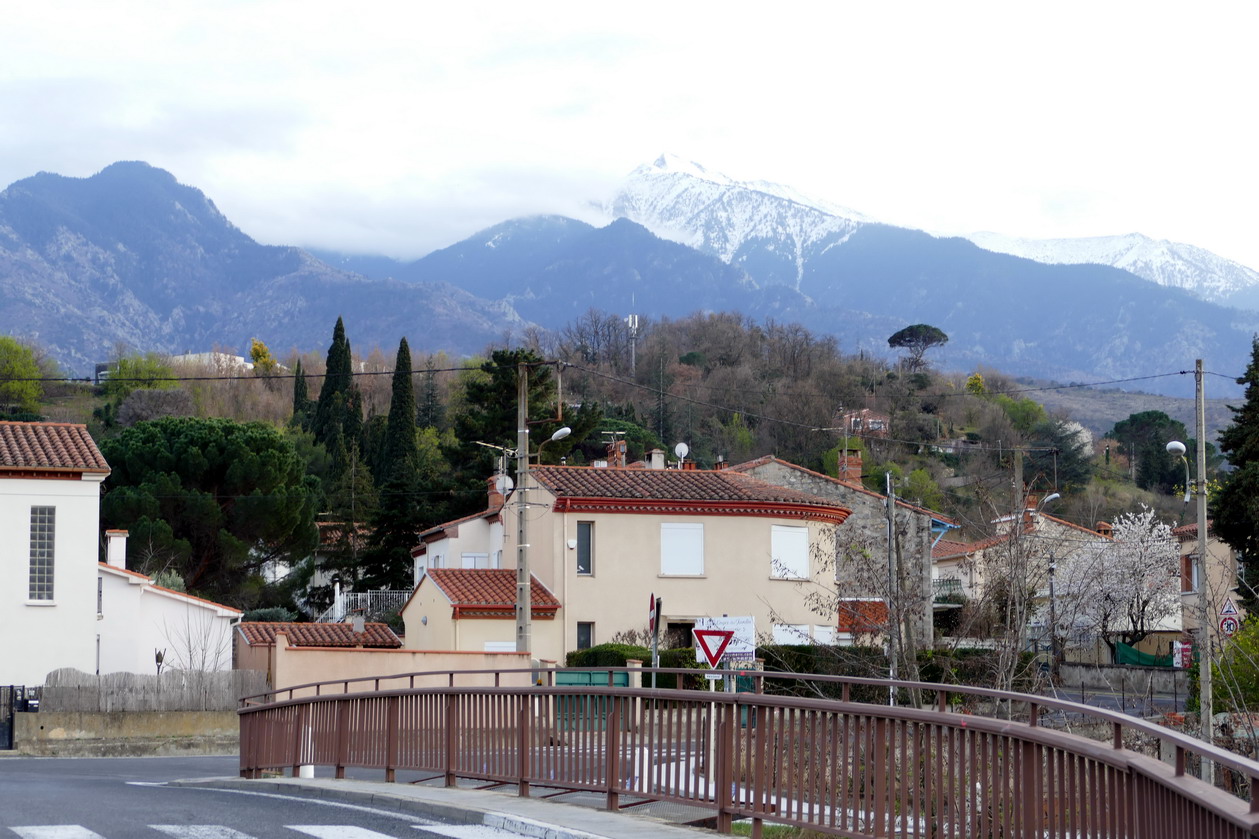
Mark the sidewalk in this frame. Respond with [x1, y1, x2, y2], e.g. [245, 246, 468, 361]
[174, 775, 715, 839]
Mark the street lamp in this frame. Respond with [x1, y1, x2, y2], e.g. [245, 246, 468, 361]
[478, 424, 572, 660]
[1169, 428, 1214, 783]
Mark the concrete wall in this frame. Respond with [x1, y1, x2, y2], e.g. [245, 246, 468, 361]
[270, 645, 539, 694]
[13, 710, 238, 757]
[1059, 662, 1189, 696]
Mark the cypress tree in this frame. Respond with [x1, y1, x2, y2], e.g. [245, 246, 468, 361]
[313, 317, 353, 448]
[361, 338, 425, 590]
[291, 359, 313, 430]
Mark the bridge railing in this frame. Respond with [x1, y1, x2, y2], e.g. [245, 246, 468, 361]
[239, 668, 1259, 838]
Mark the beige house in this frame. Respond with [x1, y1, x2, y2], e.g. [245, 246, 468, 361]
[1174, 521, 1244, 650]
[402, 460, 852, 664]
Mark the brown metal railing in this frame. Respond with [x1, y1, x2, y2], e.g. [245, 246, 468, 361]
[238, 668, 1259, 837]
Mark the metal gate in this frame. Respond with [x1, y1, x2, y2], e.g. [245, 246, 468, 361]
[0, 686, 15, 750]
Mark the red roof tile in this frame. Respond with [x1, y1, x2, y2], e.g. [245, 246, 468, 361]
[426, 569, 560, 618]
[237, 621, 402, 648]
[530, 465, 848, 524]
[0, 422, 110, 474]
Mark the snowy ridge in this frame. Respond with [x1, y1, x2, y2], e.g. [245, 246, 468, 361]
[610, 154, 871, 288]
[965, 231, 1259, 304]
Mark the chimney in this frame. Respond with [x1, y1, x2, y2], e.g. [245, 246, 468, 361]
[714, 456, 728, 470]
[486, 476, 505, 509]
[351, 613, 365, 636]
[648, 448, 666, 470]
[838, 449, 862, 483]
[106, 529, 129, 569]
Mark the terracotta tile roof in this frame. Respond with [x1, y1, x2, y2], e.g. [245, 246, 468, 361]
[0, 421, 110, 474]
[426, 569, 560, 619]
[932, 538, 982, 560]
[237, 621, 402, 648]
[1173, 521, 1214, 539]
[530, 465, 848, 524]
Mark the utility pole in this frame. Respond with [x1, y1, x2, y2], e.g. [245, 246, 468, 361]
[886, 472, 898, 706]
[516, 362, 531, 657]
[1195, 358, 1213, 785]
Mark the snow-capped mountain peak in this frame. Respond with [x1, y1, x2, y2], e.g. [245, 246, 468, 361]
[964, 230, 1259, 304]
[610, 154, 874, 288]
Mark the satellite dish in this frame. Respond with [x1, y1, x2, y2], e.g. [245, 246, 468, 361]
[674, 442, 689, 460]
[495, 474, 514, 495]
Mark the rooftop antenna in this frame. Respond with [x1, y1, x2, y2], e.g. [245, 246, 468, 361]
[625, 312, 639, 373]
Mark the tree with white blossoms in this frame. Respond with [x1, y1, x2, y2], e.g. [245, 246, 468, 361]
[1052, 506, 1178, 658]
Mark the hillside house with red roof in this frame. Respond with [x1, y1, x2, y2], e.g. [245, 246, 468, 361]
[401, 460, 852, 663]
[0, 422, 112, 685]
[728, 452, 957, 649]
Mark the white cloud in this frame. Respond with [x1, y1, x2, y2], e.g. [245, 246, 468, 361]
[3, 1, 1257, 266]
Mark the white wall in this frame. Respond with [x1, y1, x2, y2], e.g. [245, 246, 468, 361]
[97, 569, 238, 675]
[0, 475, 106, 685]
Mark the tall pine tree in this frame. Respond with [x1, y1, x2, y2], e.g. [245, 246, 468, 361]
[361, 338, 426, 590]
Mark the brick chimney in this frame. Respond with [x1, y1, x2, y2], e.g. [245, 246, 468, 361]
[106, 529, 128, 569]
[486, 476, 506, 509]
[838, 449, 863, 483]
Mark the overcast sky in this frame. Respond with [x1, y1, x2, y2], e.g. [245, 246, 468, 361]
[5, 2, 1257, 267]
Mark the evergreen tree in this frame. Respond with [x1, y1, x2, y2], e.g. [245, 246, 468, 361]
[417, 358, 445, 430]
[312, 317, 354, 448]
[1214, 338, 1259, 610]
[291, 359, 314, 430]
[361, 338, 426, 590]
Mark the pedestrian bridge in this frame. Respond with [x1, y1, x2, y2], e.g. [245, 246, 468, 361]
[238, 668, 1259, 838]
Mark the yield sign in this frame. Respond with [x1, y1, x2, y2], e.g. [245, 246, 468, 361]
[694, 629, 734, 668]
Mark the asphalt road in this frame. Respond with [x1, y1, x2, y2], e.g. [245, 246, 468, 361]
[0, 756, 523, 838]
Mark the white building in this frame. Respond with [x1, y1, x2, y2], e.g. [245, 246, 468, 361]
[98, 530, 241, 675]
[0, 422, 111, 685]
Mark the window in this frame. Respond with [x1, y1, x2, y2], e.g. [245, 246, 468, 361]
[576, 521, 594, 575]
[28, 506, 55, 600]
[771, 525, 809, 579]
[460, 552, 490, 569]
[576, 622, 594, 650]
[1182, 553, 1200, 593]
[661, 523, 704, 575]
[97, 578, 104, 617]
[772, 624, 809, 644]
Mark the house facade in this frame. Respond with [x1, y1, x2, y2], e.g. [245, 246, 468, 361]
[97, 530, 241, 675]
[729, 452, 957, 649]
[402, 460, 852, 663]
[0, 422, 111, 685]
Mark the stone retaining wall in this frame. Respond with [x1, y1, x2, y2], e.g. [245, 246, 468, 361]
[13, 710, 238, 757]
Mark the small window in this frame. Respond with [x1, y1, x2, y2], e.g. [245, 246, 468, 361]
[460, 552, 490, 569]
[771, 525, 809, 579]
[661, 523, 704, 576]
[576, 521, 594, 575]
[28, 506, 55, 601]
[576, 622, 594, 650]
[772, 624, 809, 644]
[97, 577, 104, 617]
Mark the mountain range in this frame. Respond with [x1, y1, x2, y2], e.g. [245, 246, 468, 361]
[1, 157, 1255, 399]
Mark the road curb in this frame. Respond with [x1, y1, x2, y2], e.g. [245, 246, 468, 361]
[172, 776, 711, 839]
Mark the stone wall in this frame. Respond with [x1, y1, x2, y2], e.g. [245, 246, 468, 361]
[1059, 662, 1188, 696]
[13, 710, 238, 757]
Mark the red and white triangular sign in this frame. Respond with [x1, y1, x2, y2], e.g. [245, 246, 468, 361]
[1221, 598, 1239, 617]
[694, 629, 734, 668]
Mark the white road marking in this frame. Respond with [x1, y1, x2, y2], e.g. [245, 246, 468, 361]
[416, 827, 546, 838]
[288, 828, 402, 838]
[11, 829, 106, 839]
[150, 826, 257, 838]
